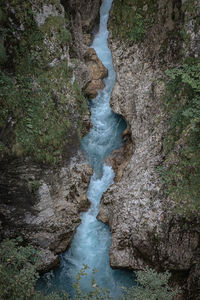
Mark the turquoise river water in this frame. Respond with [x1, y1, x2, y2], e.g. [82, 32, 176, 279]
[38, 0, 135, 298]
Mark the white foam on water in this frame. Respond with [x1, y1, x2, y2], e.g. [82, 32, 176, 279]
[37, 0, 135, 297]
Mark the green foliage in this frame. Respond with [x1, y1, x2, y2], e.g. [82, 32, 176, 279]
[110, 0, 157, 41]
[29, 180, 41, 194]
[0, 63, 72, 164]
[129, 13, 145, 42]
[40, 16, 65, 33]
[0, 238, 40, 300]
[32, 292, 69, 300]
[0, 0, 86, 164]
[35, 266, 176, 300]
[40, 15, 71, 46]
[180, 29, 190, 45]
[68, 265, 112, 300]
[0, 58, 85, 164]
[122, 267, 177, 300]
[0, 238, 69, 300]
[73, 81, 88, 115]
[181, 0, 196, 17]
[8, 0, 32, 24]
[0, 243, 176, 300]
[160, 58, 200, 215]
[57, 27, 72, 45]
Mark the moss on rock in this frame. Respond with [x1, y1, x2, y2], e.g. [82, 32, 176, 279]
[109, 0, 157, 42]
[159, 58, 200, 217]
[0, 0, 88, 165]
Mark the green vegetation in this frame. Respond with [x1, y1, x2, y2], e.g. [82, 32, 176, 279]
[159, 58, 200, 216]
[181, 0, 200, 39]
[182, 0, 197, 19]
[0, 62, 74, 164]
[0, 0, 87, 164]
[110, 0, 157, 41]
[0, 238, 40, 300]
[57, 27, 72, 45]
[0, 237, 68, 300]
[29, 180, 41, 194]
[122, 267, 177, 300]
[0, 239, 176, 300]
[40, 16, 72, 46]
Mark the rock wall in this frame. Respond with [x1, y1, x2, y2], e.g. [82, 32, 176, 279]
[0, 152, 92, 272]
[0, 0, 104, 271]
[98, 0, 200, 298]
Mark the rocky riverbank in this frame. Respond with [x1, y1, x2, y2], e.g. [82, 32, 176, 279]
[0, 0, 106, 272]
[98, 0, 200, 298]
[1, 0, 200, 298]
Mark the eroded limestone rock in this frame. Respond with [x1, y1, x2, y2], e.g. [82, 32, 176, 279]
[0, 0, 100, 272]
[98, 0, 200, 298]
[0, 152, 92, 271]
[33, 4, 65, 27]
[84, 48, 108, 99]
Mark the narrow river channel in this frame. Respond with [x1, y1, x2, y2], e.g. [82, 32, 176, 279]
[38, 0, 135, 298]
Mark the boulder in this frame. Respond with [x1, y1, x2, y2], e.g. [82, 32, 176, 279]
[84, 48, 108, 99]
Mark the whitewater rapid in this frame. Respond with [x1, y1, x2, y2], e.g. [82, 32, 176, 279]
[38, 0, 134, 297]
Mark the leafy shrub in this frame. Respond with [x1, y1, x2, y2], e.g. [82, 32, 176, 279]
[40, 16, 65, 34]
[160, 58, 200, 215]
[57, 27, 72, 45]
[29, 180, 41, 194]
[0, 238, 69, 300]
[0, 242, 176, 300]
[0, 65, 72, 164]
[122, 267, 177, 300]
[0, 238, 40, 300]
[129, 13, 145, 42]
[110, 0, 157, 41]
[0, 1, 86, 165]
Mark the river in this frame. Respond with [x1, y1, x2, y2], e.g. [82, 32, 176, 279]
[37, 0, 135, 298]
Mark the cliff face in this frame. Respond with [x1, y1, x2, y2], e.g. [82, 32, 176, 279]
[0, 0, 103, 271]
[1, 1, 199, 297]
[98, 0, 200, 298]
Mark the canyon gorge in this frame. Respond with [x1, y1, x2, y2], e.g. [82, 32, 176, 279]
[0, 0, 200, 299]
